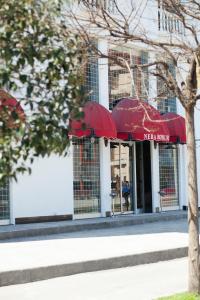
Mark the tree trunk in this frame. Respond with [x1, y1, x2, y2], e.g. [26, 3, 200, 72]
[186, 106, 200, 293]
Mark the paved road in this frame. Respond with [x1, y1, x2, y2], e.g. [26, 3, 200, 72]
[0, 258, 187, 300]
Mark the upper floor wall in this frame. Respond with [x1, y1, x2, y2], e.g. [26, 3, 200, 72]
[66, 1, 200, 116]
[68, 0, 194, 46]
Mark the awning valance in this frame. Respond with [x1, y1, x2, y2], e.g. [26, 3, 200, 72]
[111, 98, 170, 142]
[161, 112, 186, 144]
[70, 101, 117, 139]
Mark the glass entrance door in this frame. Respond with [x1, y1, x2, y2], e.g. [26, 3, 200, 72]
[110, 143, 134, 213]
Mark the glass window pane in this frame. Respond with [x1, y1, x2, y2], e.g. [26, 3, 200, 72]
[159, 145, 179, 208]
[73, 138, 101, 214]
[0, 180, 10, 220]
[108, 47, 149, 110]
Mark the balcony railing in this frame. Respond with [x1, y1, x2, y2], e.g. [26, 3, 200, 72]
[158, 8, 185, 35]
[81, 0, 117, 14]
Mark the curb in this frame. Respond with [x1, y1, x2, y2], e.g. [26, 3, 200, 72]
[0, 247, 188, 287]
[0, 212, 187, 241]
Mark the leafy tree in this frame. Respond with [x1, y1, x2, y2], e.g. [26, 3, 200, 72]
[0, 0, 85, 183]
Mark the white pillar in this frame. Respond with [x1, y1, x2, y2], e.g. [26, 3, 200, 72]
[177, 91, 187, 209]
[98, 39, 111, 216]
[148, 53, 161, 212]
[99, 139, 112, 216]
[98, 39, 109, 109]
[178, 144, 187, 209]
[150, 141, 160, 212]
[9, 181, 15, 224]
[148, 52, 158, 109]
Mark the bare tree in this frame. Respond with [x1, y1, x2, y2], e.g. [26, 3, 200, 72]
[69, 0, 200, 293]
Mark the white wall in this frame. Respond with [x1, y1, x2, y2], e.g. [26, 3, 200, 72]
[12, 146, 74, 220]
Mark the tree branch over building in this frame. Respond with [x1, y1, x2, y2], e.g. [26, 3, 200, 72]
[70, 0, 200, 293]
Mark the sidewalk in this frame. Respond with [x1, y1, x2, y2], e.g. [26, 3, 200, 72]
[0, 212, 189, 287]
[0, 211, 187, 240]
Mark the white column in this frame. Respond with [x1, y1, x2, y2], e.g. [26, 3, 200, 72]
[98, 39, 109, 109]
[178, 145, 187, 209]
[9, 180, 15, 224]
[177, 90, 187, 209]
[99, 139, 112, 216]
[148, 52, 161, 212]
[98, 39, 111, 216]
[148, 52, 158, 109]
[150, 141, 160, 212]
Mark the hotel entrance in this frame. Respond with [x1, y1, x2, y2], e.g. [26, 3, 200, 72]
[110, 141, 152, 214]
[110, 142, 134, 213]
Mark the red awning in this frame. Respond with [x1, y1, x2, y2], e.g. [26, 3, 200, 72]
[0, 89, 25, 126]
[161, 112, 186, 144]
[70, 101, 117, 139]
[112, 98, 170, 142]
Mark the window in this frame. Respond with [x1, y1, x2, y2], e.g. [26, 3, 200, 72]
[157, 58, 179, 210]
[80, 141, 97, 163]
[108, 47, 149, 110]
[157, 59, 177, 113]
[0, 180, 10, 220]
[73, 138, 101, 214]
[159, 145, 179, 209]
[81, 53, 99, 103]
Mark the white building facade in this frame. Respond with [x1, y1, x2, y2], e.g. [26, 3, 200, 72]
[0, 0, 199, 225]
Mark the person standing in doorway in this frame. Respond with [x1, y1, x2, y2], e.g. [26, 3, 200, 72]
[122, 181, 130, 211]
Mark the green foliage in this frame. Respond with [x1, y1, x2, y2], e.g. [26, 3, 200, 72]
[157, 292, 200, 300]
[0, 0, 85, 183]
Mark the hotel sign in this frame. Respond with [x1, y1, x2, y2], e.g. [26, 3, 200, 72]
[143, 133, 170, 142]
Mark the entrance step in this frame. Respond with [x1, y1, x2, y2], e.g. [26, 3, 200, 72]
[0, 211, 187, 241]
